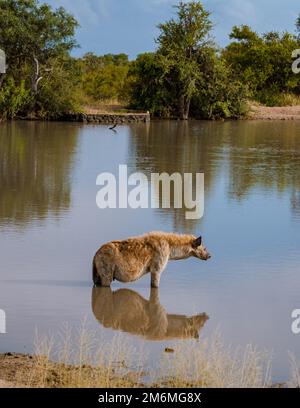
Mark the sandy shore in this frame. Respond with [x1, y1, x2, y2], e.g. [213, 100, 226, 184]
[0, 353, 33, 388]
[249, 105, 300, 120]
[0, 380, 16, 388]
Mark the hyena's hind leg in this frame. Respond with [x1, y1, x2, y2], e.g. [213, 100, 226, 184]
[93, 256, 114, 287]
[93, 260, 101, 285]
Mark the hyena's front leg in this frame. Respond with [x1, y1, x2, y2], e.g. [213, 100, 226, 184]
[151, 272, 161, 288]
[150, 253, 169, 288]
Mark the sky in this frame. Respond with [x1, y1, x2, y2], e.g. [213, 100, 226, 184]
[46, 0, 300, 59]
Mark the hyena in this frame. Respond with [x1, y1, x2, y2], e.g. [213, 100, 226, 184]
[93, 232, 211, 288]
[92, 287, 209, 340]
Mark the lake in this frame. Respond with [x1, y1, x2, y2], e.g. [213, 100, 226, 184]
[0, 120, 299, 383]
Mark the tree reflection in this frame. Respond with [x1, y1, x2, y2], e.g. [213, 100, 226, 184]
[0, 121, 79, 229]
[129, 120, 228, 230]
[129, 120, 300, 227]
[226, 121, 300, 199]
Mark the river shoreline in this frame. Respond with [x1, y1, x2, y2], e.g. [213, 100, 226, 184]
[2, 105, 300, 124]
[248, 105, 300, 120]
[59, 111, 151, 124]
[0, 353, 141, 388]
[0, 352, 288, 388]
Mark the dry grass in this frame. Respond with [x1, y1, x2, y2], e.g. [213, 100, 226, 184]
[156, 333, 272, 388]
[274, 93, 300, 107]
[0, 325, 279, 388]
[288, 353, 300, 388]
[4, 323, 300, 388]
[18, 324, 145, 388]
[78, 94, 130, 114]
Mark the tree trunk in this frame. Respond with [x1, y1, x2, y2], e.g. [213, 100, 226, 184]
[178, 95, 190, 120]
[31, 57, 43, 95]
[30, 57, 43, 115]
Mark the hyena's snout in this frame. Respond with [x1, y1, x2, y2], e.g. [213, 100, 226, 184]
[204, 250, 211, 261]
[198, 246, 211, 261]
[192, 236, 211, 261]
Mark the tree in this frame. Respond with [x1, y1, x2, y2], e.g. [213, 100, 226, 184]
[128, 50, 247, 119]
[156, 1, 213, 119]
[223, 24, 300, 105]
[128, 53, 173, 116]
[0, 0, 78, 111]
[191, 52, 248, 119]
[80, 53, 130, 101]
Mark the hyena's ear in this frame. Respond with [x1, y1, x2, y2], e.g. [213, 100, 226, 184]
[192, 236, 202, 248]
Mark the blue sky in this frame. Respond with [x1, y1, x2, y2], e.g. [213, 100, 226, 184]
[47, 0, 300, 58]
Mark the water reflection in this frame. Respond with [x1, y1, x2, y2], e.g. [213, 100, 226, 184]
[0, 121, 79, 229]
[226, 122, 300, 201]
[92, 287, 209, 340]
[291, 191, 300, 219]
[129, 121, 224, 230]
[129, 121, 300, 227]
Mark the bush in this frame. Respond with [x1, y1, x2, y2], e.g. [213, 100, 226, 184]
[223, 26, 300, 105]
[128, 51, 249, 119]
[36, 58, 82, 118]
[80, 53, 130, 103]
[0, 78, 32, 119]
[191, 54, 249, 119]
[128, 53, 174, 117]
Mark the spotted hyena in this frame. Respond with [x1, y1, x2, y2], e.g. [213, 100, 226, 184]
[93, 232, 211, 288]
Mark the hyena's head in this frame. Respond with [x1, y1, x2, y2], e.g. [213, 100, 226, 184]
[191, 236, 211, 261]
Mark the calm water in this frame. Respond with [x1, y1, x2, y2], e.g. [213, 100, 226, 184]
[0, 120, 300, 382]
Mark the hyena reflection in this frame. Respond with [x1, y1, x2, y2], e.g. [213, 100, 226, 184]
[92, 287, 209, 340]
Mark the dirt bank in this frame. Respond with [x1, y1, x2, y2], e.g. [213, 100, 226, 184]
[0, 353, 32, 388]
[0, 352, 288, 388]
[0, 352, 140, 388]
[249, 105, 300, 120]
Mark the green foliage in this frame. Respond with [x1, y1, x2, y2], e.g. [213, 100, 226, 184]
[36, 57, 82, 118]
[128, 49, 248, 120]
[0, 78, 32, 119]
[0, 0, 299, 119]
[156, 1, 213, 119]
[128, 53, 173, 117]
[80, 53, 130, 102]
[191, 55, 249, 119]
[0, 0, 79, 118]
[128, 2, 248, 119]
[0, 0, 78, 67]
[223, 25, 300, 105]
